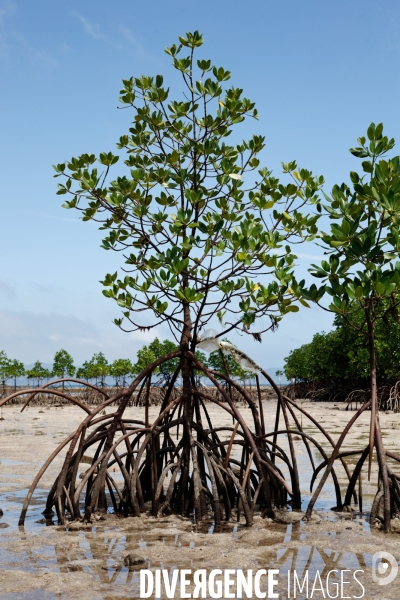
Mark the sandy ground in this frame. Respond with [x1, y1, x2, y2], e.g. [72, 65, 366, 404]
[1, 400, 400, 599]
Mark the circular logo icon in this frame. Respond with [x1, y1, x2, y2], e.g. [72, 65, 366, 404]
[372, 551, 399, 586]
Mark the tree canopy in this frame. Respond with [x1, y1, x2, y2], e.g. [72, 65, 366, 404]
[0, 351, 25, 391]
[306, 123, 400, 324]
[4, 33, 400, 531]
[133, 337, 179, 381]
[76, 352, 109, 386]
[26, 361, 51, 387]
[300, 123, 400, 525]
[0, 336, 261, 390]
[55, 30, 322, 349]
[109, 358, 134, 387]
[52, 349, 75, 379]
[292, 124, 400, 389]
[284, 307, 400, 384]
[207, 339, 255, 381]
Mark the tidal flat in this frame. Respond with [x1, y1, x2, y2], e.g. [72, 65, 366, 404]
[1, 401, 400, 599]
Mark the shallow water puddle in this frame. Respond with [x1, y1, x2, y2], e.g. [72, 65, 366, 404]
[0, 515, 384, 599]
[1, 402, 400, 598]
[1, 593, 61, 600]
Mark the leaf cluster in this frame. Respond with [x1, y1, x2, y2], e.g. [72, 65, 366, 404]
[54, 31, 323, 345]
[284, 301, 400, 384]
[26, 360, 51, 385]
[206, 340, 256, 381]
[52, 349, 75, 378]
[76, 352, 109, 385]
[0, 350, 25, 383]
[306, 123, 400, 329]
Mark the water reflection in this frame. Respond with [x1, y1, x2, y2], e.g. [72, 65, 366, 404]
[0, 510, 386, 599]
[0, 402, 396, 599]
[273, 546, 372, 600]
[259, 521, 372, 596]
[1, 593, 59, 600]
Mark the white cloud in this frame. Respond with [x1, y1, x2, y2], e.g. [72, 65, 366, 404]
[128, 329, 160, 343]
[0, 304, 333, 373]
[120, 26, 144, 55]
[0, 0, 15, 26]
[0, 2, 57, 69]
[295, 252, 324, 260]
[0, 280, 16, 299]
[71, 12, 148, 57]
[24, 210, 80, 223]
[0, 0, 15, 56]
[72, 11, 104, 41]
[0, 309, 164, 364]
[71, 11, 121, 49]
[29, 281, 56, 295]
[11, 30, 58, 68]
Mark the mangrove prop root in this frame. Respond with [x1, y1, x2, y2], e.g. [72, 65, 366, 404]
[1, 349, 398, 531]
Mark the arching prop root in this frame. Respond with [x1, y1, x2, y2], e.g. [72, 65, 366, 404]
[6, 349, 322, 528]
[262, 377, 400, 532]
[4, 350, 399, 531]
[288, 396, 399, 533]
[285, 379, 400, 413]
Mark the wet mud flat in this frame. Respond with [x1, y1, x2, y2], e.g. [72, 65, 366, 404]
[1, 402, 400, 599]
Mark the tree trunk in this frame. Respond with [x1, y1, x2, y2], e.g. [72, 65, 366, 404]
[366, 308, 377, 480]
[178, 300, 193, 514]
[366, 307, 391, 531]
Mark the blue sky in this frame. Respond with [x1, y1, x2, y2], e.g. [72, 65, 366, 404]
[1, 0, 400, 368]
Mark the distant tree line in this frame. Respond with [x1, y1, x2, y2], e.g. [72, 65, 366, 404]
[284, 302, 400, 386]
[0, 337, 255, 390]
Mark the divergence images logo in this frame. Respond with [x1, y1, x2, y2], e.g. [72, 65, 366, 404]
[372, 552, 398, 586]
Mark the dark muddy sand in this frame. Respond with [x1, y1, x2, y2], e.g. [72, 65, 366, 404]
[1, 401, 400, 599]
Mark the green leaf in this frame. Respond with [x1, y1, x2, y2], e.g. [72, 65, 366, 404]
[367, 123, 376, 141]
[55, 31, 331, 349]
[349, 147, 369, 158]
[362, 160, 373, 173]
[285, 305, 299, 312]
[350, 171, 359, 184]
